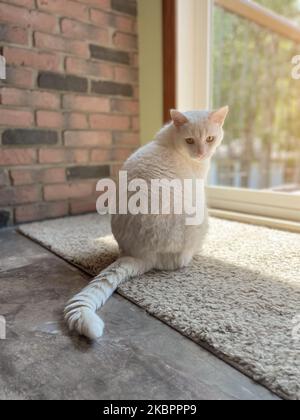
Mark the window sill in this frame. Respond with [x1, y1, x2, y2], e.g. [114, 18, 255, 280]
[209, 208, 300, 234]
[207, 186, 300, 223]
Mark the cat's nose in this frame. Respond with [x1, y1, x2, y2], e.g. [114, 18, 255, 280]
[197, 145, 205, 157]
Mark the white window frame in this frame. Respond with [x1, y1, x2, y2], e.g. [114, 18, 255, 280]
[176, 0, 300, 229]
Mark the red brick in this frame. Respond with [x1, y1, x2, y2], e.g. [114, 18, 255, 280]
[0, 169, 10, 186]
[39, 149, 88, 164]
[64, 113, 89, 129]
[90, 149, 111, 163]
[36, 167, 66, 184]
[4, 46, 60, 71]
[0, 0, 139, 225]
[61, 18, 108, 44]
[64, 131, 112, 147]
[132, 53, 139, 68]
[90, 114, 130, 130]
[0, 88, 60, 109]
[37, 0, 89, 22]
[10, 169, 34, 186]
[34, 32, 88, 58]
[38, 149, 67, 164]
[65, 57, 113, 79]
[32, 91, 61, 109]
[0, 3, 29, 26]
[113, 32, 137, 51]
[11, 168, 66, 186]
[0, 149, 36, 166]
[29, 11, 57, 33]
[0, 185, 40, 206]
[90, 9, 111, 26]
[0, 24, 29, 45]
[112, 99, 139, 115]
[44, 182, 94, 201]
[37, 111, 64, 128]
[9, 0, 35, 7]
[70, 149, 89, 163]
[114, 132, 140, 147]
[0, 109, 33, 127]
[112, 147, 135, 162]
[132, 116, 139, 131]
[133, 85, 139, 99]
[70, 197, 97, 215]
[0, 3, 57, 33]
[0, 88, 27, 106]
[110, 163, 124, 178]
[114, 66, 138, 83]
[15, 201, 68, 223]
[5, 67, 34, 89]
[15, 185, 41, 204]
[114, 15, 135, 33]
[63, 94, 110, 113]
[80, 0, 110, 8]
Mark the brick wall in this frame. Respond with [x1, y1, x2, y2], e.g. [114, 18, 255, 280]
[0, 0, 139, 227]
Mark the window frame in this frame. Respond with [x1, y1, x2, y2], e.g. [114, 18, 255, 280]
[175, 0, 300, 227]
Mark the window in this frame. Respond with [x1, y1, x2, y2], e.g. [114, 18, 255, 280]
[210, 0, 300, 194]
[176, 0, 300, 226]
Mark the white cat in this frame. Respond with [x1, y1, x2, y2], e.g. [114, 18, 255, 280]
[64, 107, 229, 339]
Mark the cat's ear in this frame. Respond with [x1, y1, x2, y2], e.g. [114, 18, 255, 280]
[209, 106, 229, 126]
[170, 109, 189, 128]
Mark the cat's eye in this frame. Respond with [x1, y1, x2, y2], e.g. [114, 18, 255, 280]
[185, 138, 195, 145]
[206, 136, 215, 144]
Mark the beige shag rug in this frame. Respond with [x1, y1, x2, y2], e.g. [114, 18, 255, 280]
[19, 214, 300, 400]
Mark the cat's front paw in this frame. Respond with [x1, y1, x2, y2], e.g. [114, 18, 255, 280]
[64, 305, 104, 340]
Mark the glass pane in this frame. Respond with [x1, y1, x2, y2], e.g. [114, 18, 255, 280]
[210, 2, 300, 194]
[255, 0, 300, 24]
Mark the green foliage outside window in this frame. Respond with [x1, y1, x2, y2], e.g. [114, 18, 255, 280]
[212, 0, 300, 189]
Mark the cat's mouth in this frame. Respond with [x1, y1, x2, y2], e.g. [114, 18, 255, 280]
[196, 154, 208, 161]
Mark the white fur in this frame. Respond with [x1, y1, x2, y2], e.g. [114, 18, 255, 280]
[64, 108, 228, 339]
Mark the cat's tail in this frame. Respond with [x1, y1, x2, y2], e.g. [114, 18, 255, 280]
[64, 257, 150, 340]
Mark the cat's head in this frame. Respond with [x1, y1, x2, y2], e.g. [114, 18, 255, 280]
[169, 107, 229, 161]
